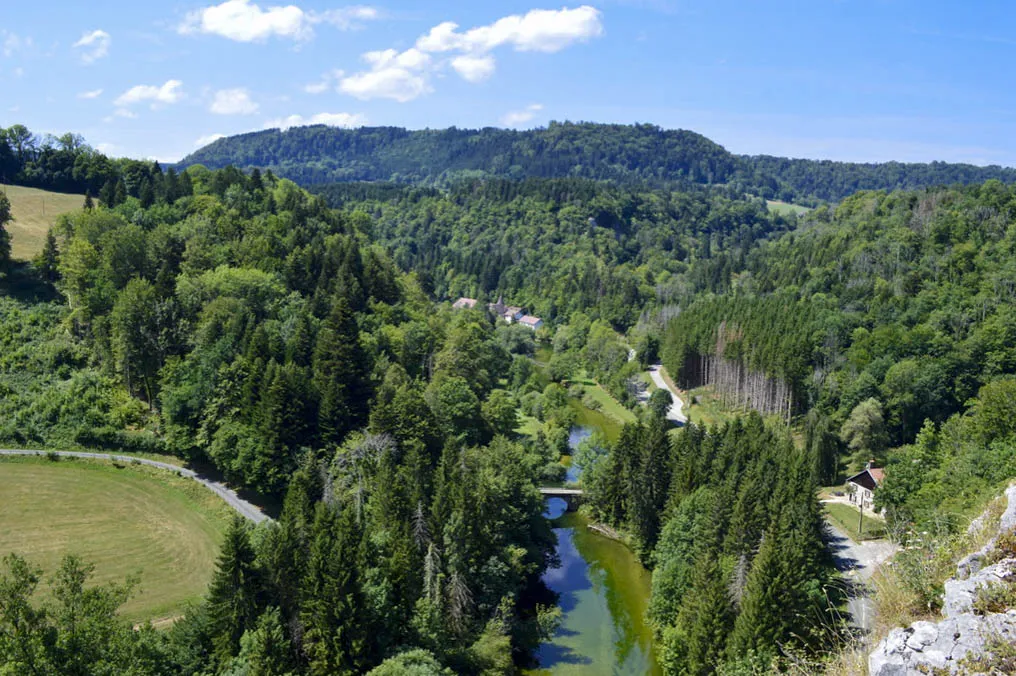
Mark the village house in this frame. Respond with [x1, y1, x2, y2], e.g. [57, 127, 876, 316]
[487, 296, 526, 323]
[518, 315, 544, 330]
[846, 461, 884, 512]
[452, 297, 478, 310]
[503, 306, 524, 323]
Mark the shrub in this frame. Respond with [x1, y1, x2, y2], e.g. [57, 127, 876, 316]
[972, 581, 1016, 615]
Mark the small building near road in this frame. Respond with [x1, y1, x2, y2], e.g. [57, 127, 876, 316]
[846, 462, 884, 512]
[503, 306, 524, 323]
[518, 315, 544, 330]
[452, 297, 478, 310]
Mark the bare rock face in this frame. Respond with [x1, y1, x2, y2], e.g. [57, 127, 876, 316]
[1001, 484, 1016, 534]
[869, 611, 1016, 675]
[870, 484, 1016, 675]
[944, 558, 1016, 617]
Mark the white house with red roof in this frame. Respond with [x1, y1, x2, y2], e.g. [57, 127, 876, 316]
[846, 461, 885, 512]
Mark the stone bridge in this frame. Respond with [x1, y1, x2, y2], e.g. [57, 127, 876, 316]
[539, 487, 584, 511]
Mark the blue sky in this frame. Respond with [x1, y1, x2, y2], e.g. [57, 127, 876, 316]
[2, 0, 1015, 165]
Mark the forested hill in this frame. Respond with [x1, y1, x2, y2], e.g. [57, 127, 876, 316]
[178, 122, 738, 188]
[177, 121, 1016, 202]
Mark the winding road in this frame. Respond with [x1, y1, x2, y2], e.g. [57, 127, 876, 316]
[0, 449, 270, 524]
[647, 364, 688, 424]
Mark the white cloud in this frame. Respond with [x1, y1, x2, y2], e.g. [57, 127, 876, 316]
[78, 88, 104, 99]
[94, 142, 118, 155]
[314, 6, 379, 30]
[416, 6, 603, 53]
[1, 31, 33, 58]
[264, 112, 367, 130]
[450, 54, 495, 82]
[194, 133, 227, 147]
[340, 6, 603, 100]
[114, 80, 184, 108]
[73, 29, 111, 64]
[304, 69, 343, 94]
[338, 49, 432, 102]
[103, 108, 138, 123]
[500, 103, 543, 127]
[179, 0, 380, 42]
[210, 88, 259, 115]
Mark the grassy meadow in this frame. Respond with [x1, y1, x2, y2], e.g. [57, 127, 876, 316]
[766, 199, 812, 217]
[0, 456, 231, 622]
[824, 501, 886, 542]
[2, 184, 84, 260]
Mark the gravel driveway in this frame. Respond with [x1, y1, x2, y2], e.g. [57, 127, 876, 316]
[825, 518, 897, 631]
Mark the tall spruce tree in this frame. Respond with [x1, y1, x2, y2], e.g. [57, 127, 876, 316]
[313, 297, 371, 446]
[207, 517, 263, 664]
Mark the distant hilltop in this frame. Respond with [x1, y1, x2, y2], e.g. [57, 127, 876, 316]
[176, 121, 1016, 203]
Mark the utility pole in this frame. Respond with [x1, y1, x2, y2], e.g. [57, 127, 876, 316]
[857, 500, 864, 538]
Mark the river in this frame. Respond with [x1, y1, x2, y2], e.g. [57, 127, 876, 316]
[528, 423, 662, 675]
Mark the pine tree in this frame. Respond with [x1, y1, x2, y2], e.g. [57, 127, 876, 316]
[113, 178, 127, 206]
[37, 228, 62, 281]
[83, 191, 94, 211]
[313, 297, 371, 446]
[207, 516, 263, 664]
[139, 179, 155, 208]
[301, 505, 368, 675]
[98, 178, 116, 207]
[229, 606, 294, 676]
[664, 552, 734, 676]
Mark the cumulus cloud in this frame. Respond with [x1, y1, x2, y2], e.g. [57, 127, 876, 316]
[114, 80, 184, 108]
[73, 29, 111, 64]
[210, 88, 259, 115]
[77, 89, 104, 99]
[179, 0, 380, 42]
[339, 6, 603, 101]
[264, 112, 367, 130]
[500, 103, 543, 127]
[416, 6, 603, 53]
[450, 54, 496, 82]
[195, 133, 227, 147]
[339, 49, 432, 102]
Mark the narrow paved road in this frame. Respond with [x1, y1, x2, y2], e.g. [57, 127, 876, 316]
[824, 519, 897, 631]
[647, 364, 688, 424]
[0, 449, 269, 524]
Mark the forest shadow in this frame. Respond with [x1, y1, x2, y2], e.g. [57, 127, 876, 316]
[0, 262, 60, 303]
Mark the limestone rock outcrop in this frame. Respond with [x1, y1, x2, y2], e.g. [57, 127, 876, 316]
[869, 484, 1016, 675]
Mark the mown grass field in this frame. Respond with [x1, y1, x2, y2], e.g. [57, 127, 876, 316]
[2, 185, 84, 260]
[0, 456, 231, 622]
[824, 501, 886, 542]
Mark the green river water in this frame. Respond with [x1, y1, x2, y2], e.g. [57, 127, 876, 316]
[527, 421, 662, 675]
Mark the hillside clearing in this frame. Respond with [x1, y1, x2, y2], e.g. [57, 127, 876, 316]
[0, 456, 230, 622]
[1, 185, 84, 260]
[766, 199, 811, 216]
